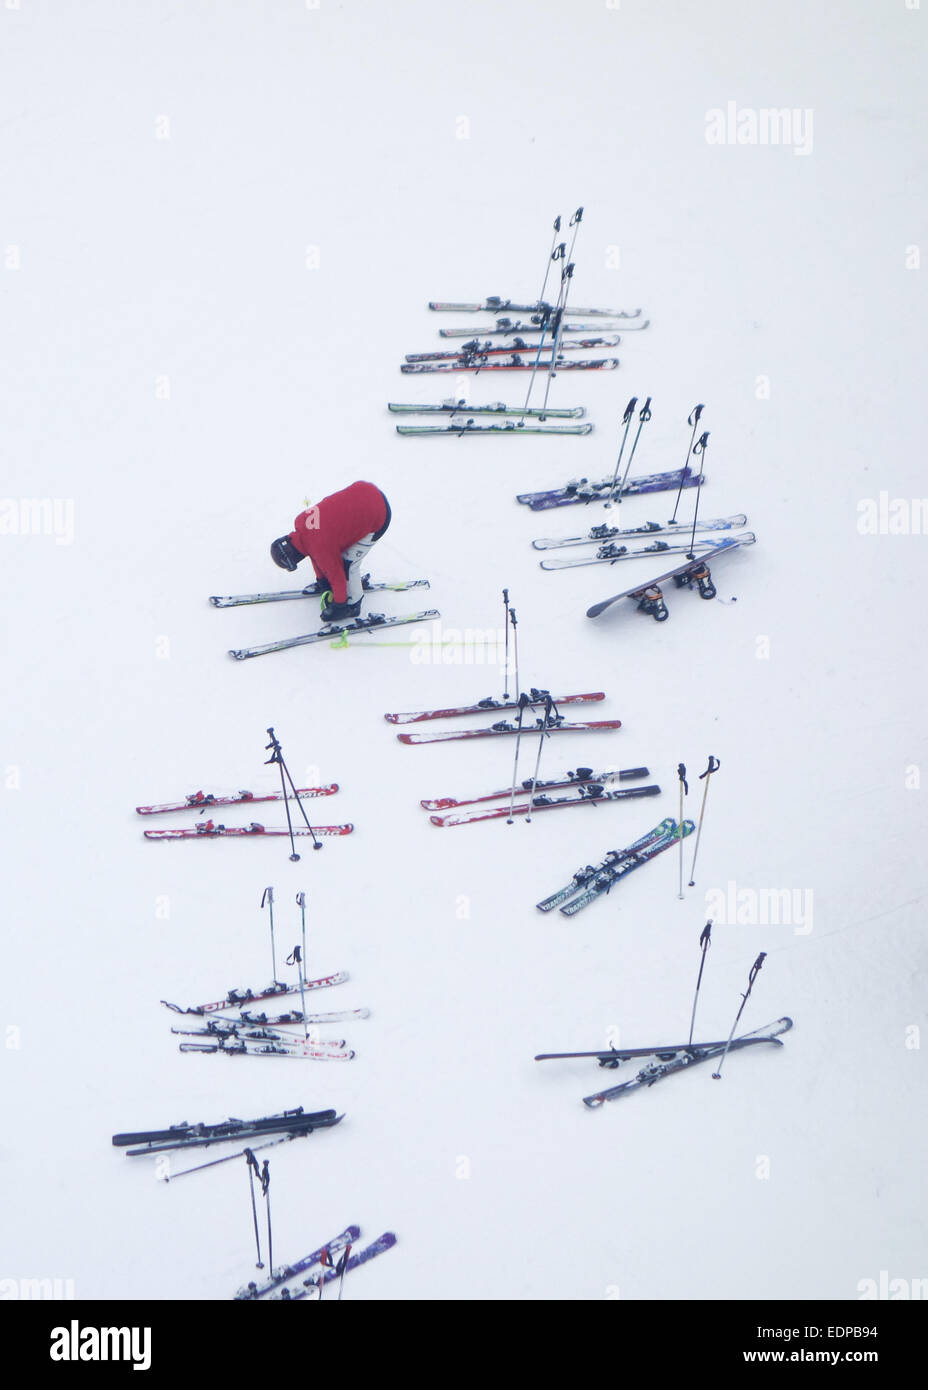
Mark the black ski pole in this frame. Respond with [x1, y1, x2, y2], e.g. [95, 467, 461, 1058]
[712, 952, 767, 1079]
[506, 693, 532, 824]
[687, 921, 712, 1045]
[606, 396, 652, 507]
[688, 756, 720, 886]
[509, 606, 520, 702]
[335, 1242, 352, 1301]
[244, 1149, 264, 1268]
[502, 588, 510, 698]
[525, 695, 555, 823]
[602, 397, 638, 506]
[669, 403, 704, 523]
[261, 1159, 273, 1276]
[677, 763, 688, 899]
[261, 886, 278, 983]
[686, 432, 710, 557]
[264, 727, 323, 859]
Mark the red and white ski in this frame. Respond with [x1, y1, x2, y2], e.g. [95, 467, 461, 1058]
[420, 766, 649, 811]
[430, 783, 661, 827]
[385, 691, 605, 725]
[144, 821, 353, 840]
[161, 973, 350, 1016]
[401, 356, 619, 375]
[398, 718, 621, 745]
[136, 786, 338, 815]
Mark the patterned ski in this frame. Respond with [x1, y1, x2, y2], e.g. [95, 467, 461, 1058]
[560, 822, 695, 915]
[161, 973, 349, 1016]
[144, 822, 353, 840]
[397, 417, 593, 437]
[532, 514, 748, 550]
[273, 1231, 398, 1300]
[586, 538, 746, 619]
[398, 718, 622, 745]
[430, 783, 661, 827]
[386, 691, 605, 725]
[428, 299, 641, 317]
[541, 534, 754, 570]
[401, 356, 619, 375]
[229, 609, 440, 660]
[136, 786, 338, 815]
[234, 1226, 360, 1300]
[387, 400, 586, 419]
[405, 336, 620, 362]
[211, 578, 429, 608]
[535, 819, 677, 911]
[421, 765, 649, 811]
[582, 1018, 794, 1107]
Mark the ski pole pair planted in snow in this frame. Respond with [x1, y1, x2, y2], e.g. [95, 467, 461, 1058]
[263, 887, 312, 1042]
[265, 727, 323, 860]
[687, 924, 770, 1080]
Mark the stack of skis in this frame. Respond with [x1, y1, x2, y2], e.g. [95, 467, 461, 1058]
[233, 1225, 397, 1301]
[390, 208, 649, 435]
[386, 688, 623, 750]
[536, 817, 694, 913]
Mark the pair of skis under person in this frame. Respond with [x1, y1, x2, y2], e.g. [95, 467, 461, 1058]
[270, 480, 391, 623]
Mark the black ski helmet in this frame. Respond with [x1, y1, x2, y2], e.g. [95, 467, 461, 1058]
[270, 536, 304, 571]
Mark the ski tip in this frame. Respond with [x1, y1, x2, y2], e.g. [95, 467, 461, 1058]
[208, 596, 222, 607]
[585, 600, 612, 619]
[384, 713, 400, 724]
[228, 649, 247, 660]
[582, 1095, 604, 1109]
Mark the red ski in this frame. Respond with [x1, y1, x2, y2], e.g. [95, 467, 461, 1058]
[136, 786, 338, 815]
[420, 765, 649, 812]
[398, 718, 621, 745]
[161, 973, 350, 1016]
[385, 691, 604, 725]
[431, 783, 661, 827]
[144, 821, 353, 840]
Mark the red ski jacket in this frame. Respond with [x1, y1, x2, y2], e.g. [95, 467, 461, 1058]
[288, 481, 389, 603]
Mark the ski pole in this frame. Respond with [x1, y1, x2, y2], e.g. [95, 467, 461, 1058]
[677, 763, 688, 899]
[164, 1133, 302, 1183]
[335, 1242, 352, 1301]
[606, 396, 652, 507]
[712, 952, 767, 1079]
[521, 242, 565, 411]
[509, 606, 520, 702]
[540, 207, 583, 413]
[264, 727, 323, 860]
[296, 891, 309, 1038]
[525, 695, 555, 823]
[536, 213, 562, 307]
[669, 403, 704, 524]
[502, 588, 510, 698]
[687, 921, 712, 1045]
[286, 944, 309, 1041]
[602, 397, 638, 506]
[686, 432, 710, 557]
[261, 887, 277, 984]
[261, 1160, 273, 1276]
[688, 756, 720, 886]
[506, 694, 532, 824]
[244, 1149, 264, 1267]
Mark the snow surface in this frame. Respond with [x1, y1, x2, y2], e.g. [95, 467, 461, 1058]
[1, 0, 926, 1303]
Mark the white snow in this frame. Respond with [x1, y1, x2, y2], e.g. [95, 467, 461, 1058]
[1, 0, 925, 1303]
